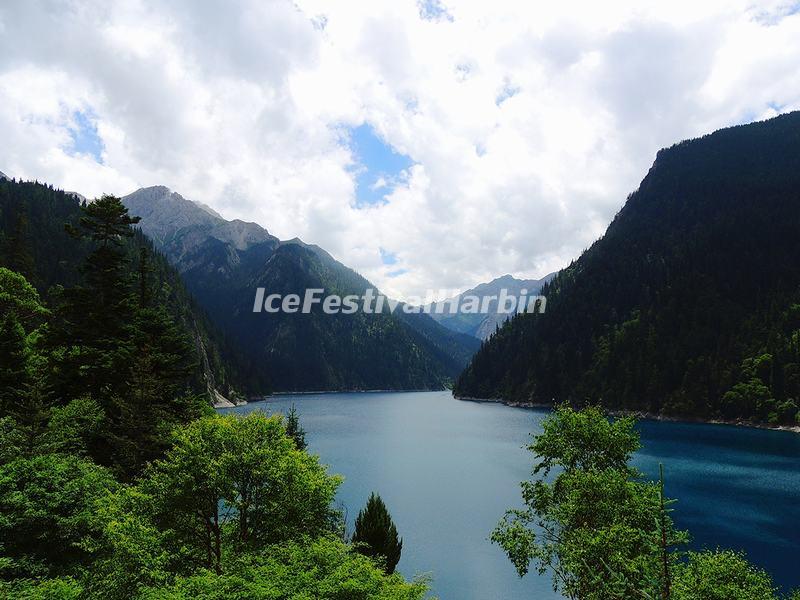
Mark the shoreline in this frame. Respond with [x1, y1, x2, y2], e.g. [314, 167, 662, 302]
[455, 395, 800, 434]
[224, 388, 451, 406]
[250, 387, 448, 399]
[221, 390, 800, 434]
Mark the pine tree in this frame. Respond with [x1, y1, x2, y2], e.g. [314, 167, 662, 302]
[284, 404, 307, 450]
[0, 312, 29, 415]
[352, 492, 403, 574]
[71, 194, 140, 333]
[50, 195, 140, 401]
[6, 210, 36, 283]
[137, 246, 154, 309]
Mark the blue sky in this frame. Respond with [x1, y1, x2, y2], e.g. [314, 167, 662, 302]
[348, 123, 413, 207]
[67, 110, 104, 163]
[380, 246, 408, 277]
[417, 0, 452, 22]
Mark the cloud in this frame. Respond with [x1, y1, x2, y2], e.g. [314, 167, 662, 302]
[1, 1, 800, 300]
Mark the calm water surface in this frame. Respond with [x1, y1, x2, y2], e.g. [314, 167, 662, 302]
[221, 391, 800, 599]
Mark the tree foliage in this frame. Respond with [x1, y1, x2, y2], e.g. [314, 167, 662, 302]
[138, 537, 427, 600]
[135, 413, 341, 572]
[672, 550, 780, 600]
[352, 492, 403, 575]
[492, 406, 687, 599]
[0, 454, 117, 579]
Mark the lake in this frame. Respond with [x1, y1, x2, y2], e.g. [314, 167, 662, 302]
[221, 391, 800, 599]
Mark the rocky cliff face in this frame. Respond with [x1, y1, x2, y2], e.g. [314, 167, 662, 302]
[123, 186, 276, 257]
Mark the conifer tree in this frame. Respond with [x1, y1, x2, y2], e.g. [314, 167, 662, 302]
[137, 246, 154, 309]
[6, 211, 36, 283]
[352, 492, 403, 574]
[0, 312, 29, 415]
[50, 195, 141, 402]
[284, 404, 307, 450]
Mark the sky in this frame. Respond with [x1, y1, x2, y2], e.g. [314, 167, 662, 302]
[1, 1, 800, 300]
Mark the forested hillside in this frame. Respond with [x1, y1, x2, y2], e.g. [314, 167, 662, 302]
[0, 183, 426, 597]
[455, 111, 800, 427]
[124, 186, 479, 392]
[0, 179, 256, 399]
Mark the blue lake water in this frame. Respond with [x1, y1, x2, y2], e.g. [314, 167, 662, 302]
[221, 391, 800, 599]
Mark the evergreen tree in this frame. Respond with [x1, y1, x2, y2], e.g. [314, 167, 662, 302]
[284, 404, 307, 450]
[136, 246, 154, 309]
[108, 303, 201, 475]
[5, 211, 36, 283]
[49, 195, 140, 402]
[0, 313, 29, 415]
[351, 492, 403, 574]
[69, 194, 140, 323]
[1, 179, 246, 398]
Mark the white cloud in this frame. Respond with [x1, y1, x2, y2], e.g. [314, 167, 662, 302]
[1, 0, 799, 300]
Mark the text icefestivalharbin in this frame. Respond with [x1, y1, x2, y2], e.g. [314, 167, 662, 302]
[252, 288, 547, 315]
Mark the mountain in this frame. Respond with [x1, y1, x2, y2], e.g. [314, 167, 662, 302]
[0, 178, 247, 403]
[0, 170, 9, 180]
[425, 273, 555, 339]
[123, 186, 480, 392]
[455, 111, 800, 427]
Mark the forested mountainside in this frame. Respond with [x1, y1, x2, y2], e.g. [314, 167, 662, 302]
[426, 273, 555, 339]
[455, 111, 800, 427]
[124, 186, 479, 392]
[0, 178, 252, 400]
[0, 179, 424, 598]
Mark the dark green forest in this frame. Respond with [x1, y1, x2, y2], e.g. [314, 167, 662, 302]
[0, 183, 427, 597]
[456, 111, 800, 427]
[0, 179, 257, 399]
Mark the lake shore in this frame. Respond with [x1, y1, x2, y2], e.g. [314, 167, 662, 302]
[454, 395, 800, 434]
[255, 388, 443, 398]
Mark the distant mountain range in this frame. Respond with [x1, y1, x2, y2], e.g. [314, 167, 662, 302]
[123, 186, 480, 393]
[425, 273, 555, 339]
[455, 111, 800, 427]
